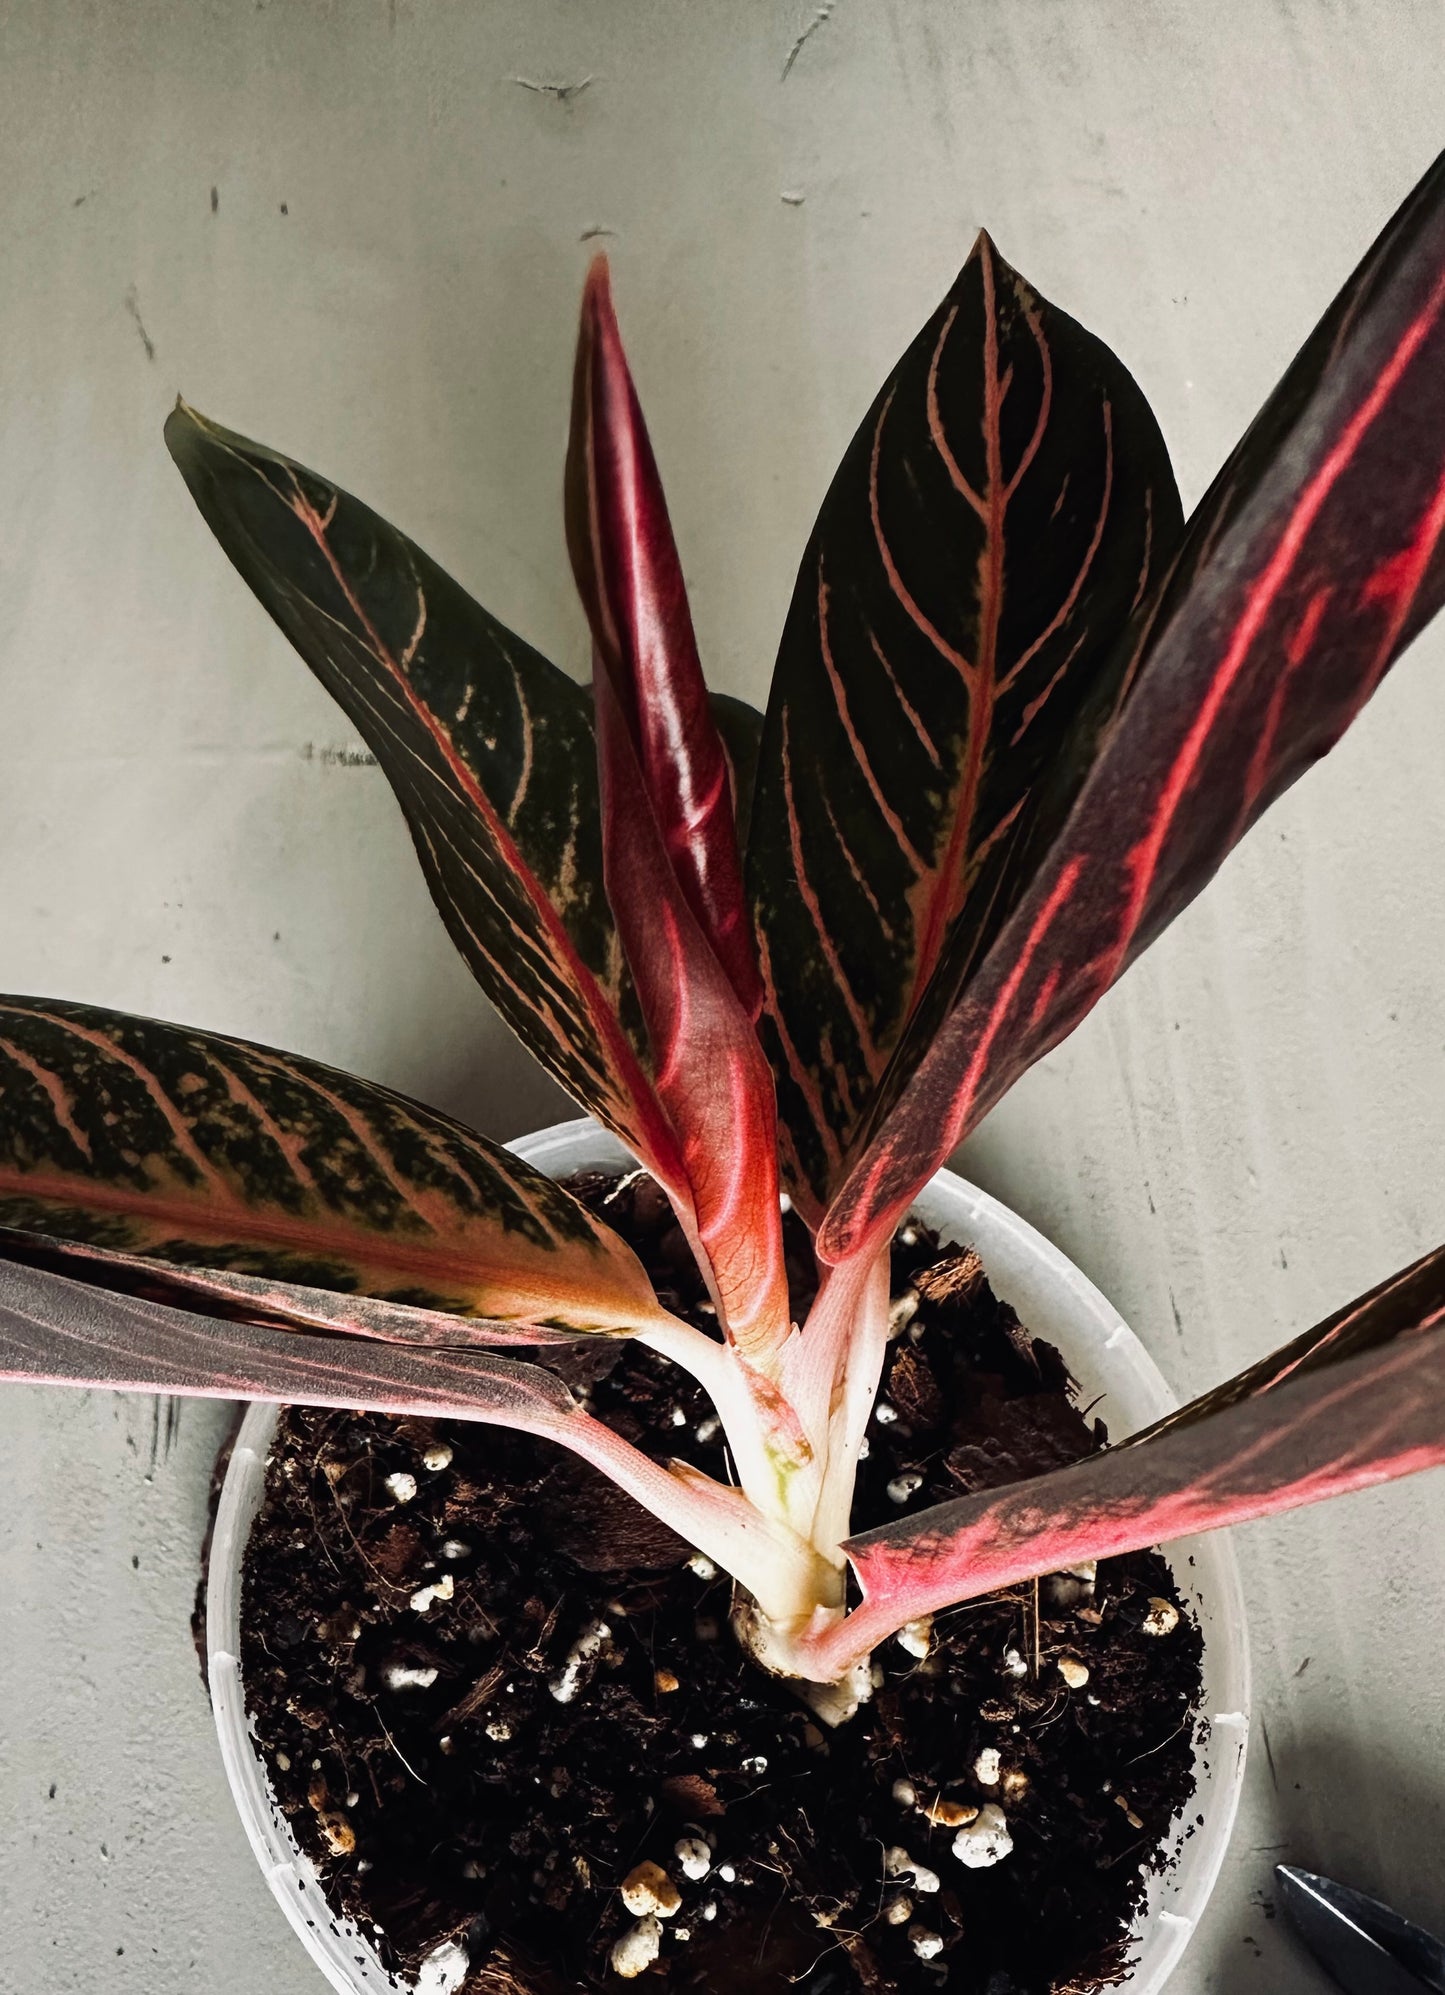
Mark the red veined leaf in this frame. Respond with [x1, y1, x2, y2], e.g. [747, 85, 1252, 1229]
[567, 258, 761, 1018]
[588, 660, 791, 1360]
[0, 1259, 820, 1620]
[823, 147, 1445, 1264]
[164, 404, 683, 1189]
[565, 274, 788, 1356]
[0, 1228, 585, 1346]
[0, 996, 673, 1337]
[804, 1244, 1445, 1675]
[748, 233, 1183, 1221]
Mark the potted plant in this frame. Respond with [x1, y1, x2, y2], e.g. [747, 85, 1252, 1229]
[2, 146, 1445, 1991]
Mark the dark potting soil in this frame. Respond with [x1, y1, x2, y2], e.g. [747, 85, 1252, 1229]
[240, 1172, 1205, 1995]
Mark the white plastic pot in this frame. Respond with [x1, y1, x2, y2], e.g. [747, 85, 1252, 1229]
[208, 1116, 1249, 1995]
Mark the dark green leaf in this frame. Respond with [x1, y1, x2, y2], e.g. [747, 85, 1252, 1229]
[164, 404, 681, 1179]
[748, 234, 1182, 1217]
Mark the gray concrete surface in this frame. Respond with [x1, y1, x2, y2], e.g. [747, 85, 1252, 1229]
[2, 3, 1444, 1989]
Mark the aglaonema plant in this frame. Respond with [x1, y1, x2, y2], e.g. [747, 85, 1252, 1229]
[3, 151, 1445, 1696]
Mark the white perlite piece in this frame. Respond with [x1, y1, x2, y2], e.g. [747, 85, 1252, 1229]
[409, 1573, 455, 1614]
[610, 1914, 662, 1979]
[1141, 1596, 1181, 1636]
[896, 1616, 932, 1659]
[484, 1717, 512, 1742]
[620, 1860, 681, 1918]
[384, 1470, 418, 1504]
[884, 1847, 939, 1893]
[1057, 1655, 1090, 1689]
[421, 1442, 453, 1473]
[415, 1938, 470, 1995]
[440, 1539, 471, 1560]
[687, 1553, 717, 1579]
[383, 1663, 438, 1691]
[549, 1620, 610, 1704]
[973, 1747, 1001, 1786]
[884, 1893, 913, 1925]
[953, 1803, 1013, 1870]
[674, 1837, 711, 1881]
[1001, 1646, 1029, 1679]
[891, 1778, 917, 1808]
[910, 1927, 944, 1961]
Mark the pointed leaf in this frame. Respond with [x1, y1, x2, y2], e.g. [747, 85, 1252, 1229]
[749, 233, 1182, 1218]
[0, 997, 669, 1336]
[566, 259, 760, 1016]
[564, 275, 788, 1354]
[824, 149, 1445, 1263]
[164, 404, 682, 1184]
[0, 1260, 822, 1620]
[808, 1252, 1445, 1673]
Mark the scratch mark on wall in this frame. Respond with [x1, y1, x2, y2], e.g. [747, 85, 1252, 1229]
[782, 3, 835, 80]
[123, 287, 156, 364]
[511, 74, 594, 106]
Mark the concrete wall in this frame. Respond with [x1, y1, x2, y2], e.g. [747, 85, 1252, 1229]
[1, 2, 1443, 1988]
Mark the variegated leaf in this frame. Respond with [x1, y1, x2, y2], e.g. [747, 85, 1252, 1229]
[0, 1229, 586, 1346]
[0, 1261, 823, 1618]
[164, 404, 682, 1184]
[748, 232, 1183, 1219]
[804, 1253, 1445, 1674]
[1130, 1239, 1445, 1442]
[565, 268, 788, 1355]
[567, 258, 761, 1016]
[824, 147, 1445, 1265]
[0, 997, 670, 1336]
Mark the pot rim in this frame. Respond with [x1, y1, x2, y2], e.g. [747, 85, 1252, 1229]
[207, 1115, 1250, 1995]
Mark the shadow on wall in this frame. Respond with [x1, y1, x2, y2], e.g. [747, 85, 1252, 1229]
[401, 1007, 577, 1151]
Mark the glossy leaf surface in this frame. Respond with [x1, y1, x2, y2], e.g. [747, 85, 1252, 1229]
[824, 148, 1445, 1263]
[590, 664, 790, 1356]
[165, 404, 681, 1185]
[567, 259, 760, 1015]
[566, 273, 787, 1353]
[0, 997, 669, 1335]
[749, 232, 1182, 1218]
[710, 693, 765, 845]
[814, 1251, 1445, 1672]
